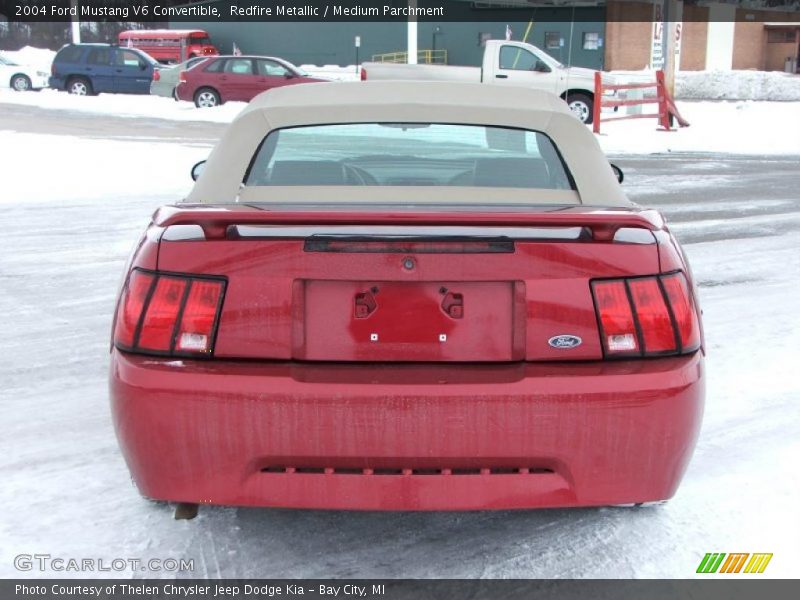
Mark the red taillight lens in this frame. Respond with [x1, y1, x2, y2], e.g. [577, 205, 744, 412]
[661, 273, 702, 352]
[592, 280, 640, 355]
[113, 270, 154, 348]
[360, 68, 367, 81]
[592, 272, 701, 358]
[175, 280, 224, 353]
[179, 71, 187, 83]
[628, 277, 677, 354]
[113, 270, 225, 357]
[137, 276, 188, 352]
[153, 69, 160, 81]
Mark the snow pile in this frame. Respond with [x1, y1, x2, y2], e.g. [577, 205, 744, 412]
[300, 64, 360, 82]
[678, 70, 800, 101]
[0, 46, 55, 70]
[609, 68, 800, 101]
[0, 87, 244, 123]
[598, 100, 800, 155]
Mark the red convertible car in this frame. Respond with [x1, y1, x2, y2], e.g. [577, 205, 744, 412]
[175, 54, 326, 107]
[110, 82, 704, 515]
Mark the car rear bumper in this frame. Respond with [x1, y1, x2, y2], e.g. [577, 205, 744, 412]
[150, 81, 175, 98]
[48, 76, 65, 90]
[25, 73, 49, 89]
[110, 349, 704, 510]
[174, 82, 190, 102]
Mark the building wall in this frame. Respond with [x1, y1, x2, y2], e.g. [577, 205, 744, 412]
[603, 1, 799, 73]
[604, 1, 655, 70]
[173, 1, 607, 69]
[765, 40, 797, 72]
[679, 5, 708, 71]
[732, 8, 798, 72]
[732, 20, 766, 70]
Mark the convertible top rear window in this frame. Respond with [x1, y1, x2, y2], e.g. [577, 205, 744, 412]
[244, 123, 575, 190]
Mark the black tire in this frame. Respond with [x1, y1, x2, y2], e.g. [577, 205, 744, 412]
[194, 87, 221, 108]
[10, 74, 32, 92]
[564, 92, 594, 125]
[172, 86, 179, 101]
[67, 76, 93, 96]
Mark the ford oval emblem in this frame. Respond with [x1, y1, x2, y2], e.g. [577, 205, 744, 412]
[548, 335, 582, 349]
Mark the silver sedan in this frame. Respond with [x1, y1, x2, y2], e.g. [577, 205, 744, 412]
[150, 56, 207, 99]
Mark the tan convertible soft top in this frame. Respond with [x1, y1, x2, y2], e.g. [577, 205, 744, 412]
[187, 81, 629, 207]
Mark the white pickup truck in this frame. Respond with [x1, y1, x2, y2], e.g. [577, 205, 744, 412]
[361, 40, 599, 124]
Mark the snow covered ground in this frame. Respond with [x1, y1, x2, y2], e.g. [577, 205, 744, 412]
[3, 96, 793, 161]
[0, 88, 245, 123]
[2, 86, 799, 156]
[610, 68, 800, 101]
[0, 120, 798, 578]
[595, 101, 800, 155]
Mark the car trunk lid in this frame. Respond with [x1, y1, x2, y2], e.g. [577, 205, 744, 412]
[153, 205, 663, 362]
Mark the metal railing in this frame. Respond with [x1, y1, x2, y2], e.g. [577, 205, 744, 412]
[370, 49, 448, 64]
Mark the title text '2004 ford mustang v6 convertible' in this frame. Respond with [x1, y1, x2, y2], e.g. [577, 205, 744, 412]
[109, 81, 704, 515]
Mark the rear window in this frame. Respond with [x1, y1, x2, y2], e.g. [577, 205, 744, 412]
[56, 45, 84, 63]
[204, 59, 225, 73]
[245, 123, 574, 190]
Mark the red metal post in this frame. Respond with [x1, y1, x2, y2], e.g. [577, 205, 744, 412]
[593, 71, 602, 134]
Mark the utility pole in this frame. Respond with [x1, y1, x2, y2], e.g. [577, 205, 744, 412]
[407, 0, 418, 64]
[662, 0, 682, 126]
[70, 0, 80, 44]
[663, 0, 680, 98]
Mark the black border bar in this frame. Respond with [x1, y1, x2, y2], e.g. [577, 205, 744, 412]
[3, 580, 800, 600]
[2, 0, 800, 23]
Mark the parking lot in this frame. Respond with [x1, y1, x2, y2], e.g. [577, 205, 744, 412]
[0, 104, 798, 578]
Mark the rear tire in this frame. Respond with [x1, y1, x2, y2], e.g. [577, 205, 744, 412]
[67, 77, 93, 96]
[194, 87, 220, 108]
[565, 93, 594, 125]
[10, 74, 32, 92]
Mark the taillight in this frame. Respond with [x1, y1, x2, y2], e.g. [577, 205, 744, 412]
[137, 276, 187, 352]
[113, 269, 225, 357]
[628, 277, 678, 353]
[179, 71, 187, 83]
[360, 68, 367, 81]
[591, 271, 700, 358]
[153, 69, 160, 81]
[592, 280, 639, 354]
[661, 272, 702, 351]
[176, 280, 223, 352]
[113, 270, 154, 348]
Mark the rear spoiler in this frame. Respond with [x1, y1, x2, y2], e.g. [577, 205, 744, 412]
[153, 205, 665, 242]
